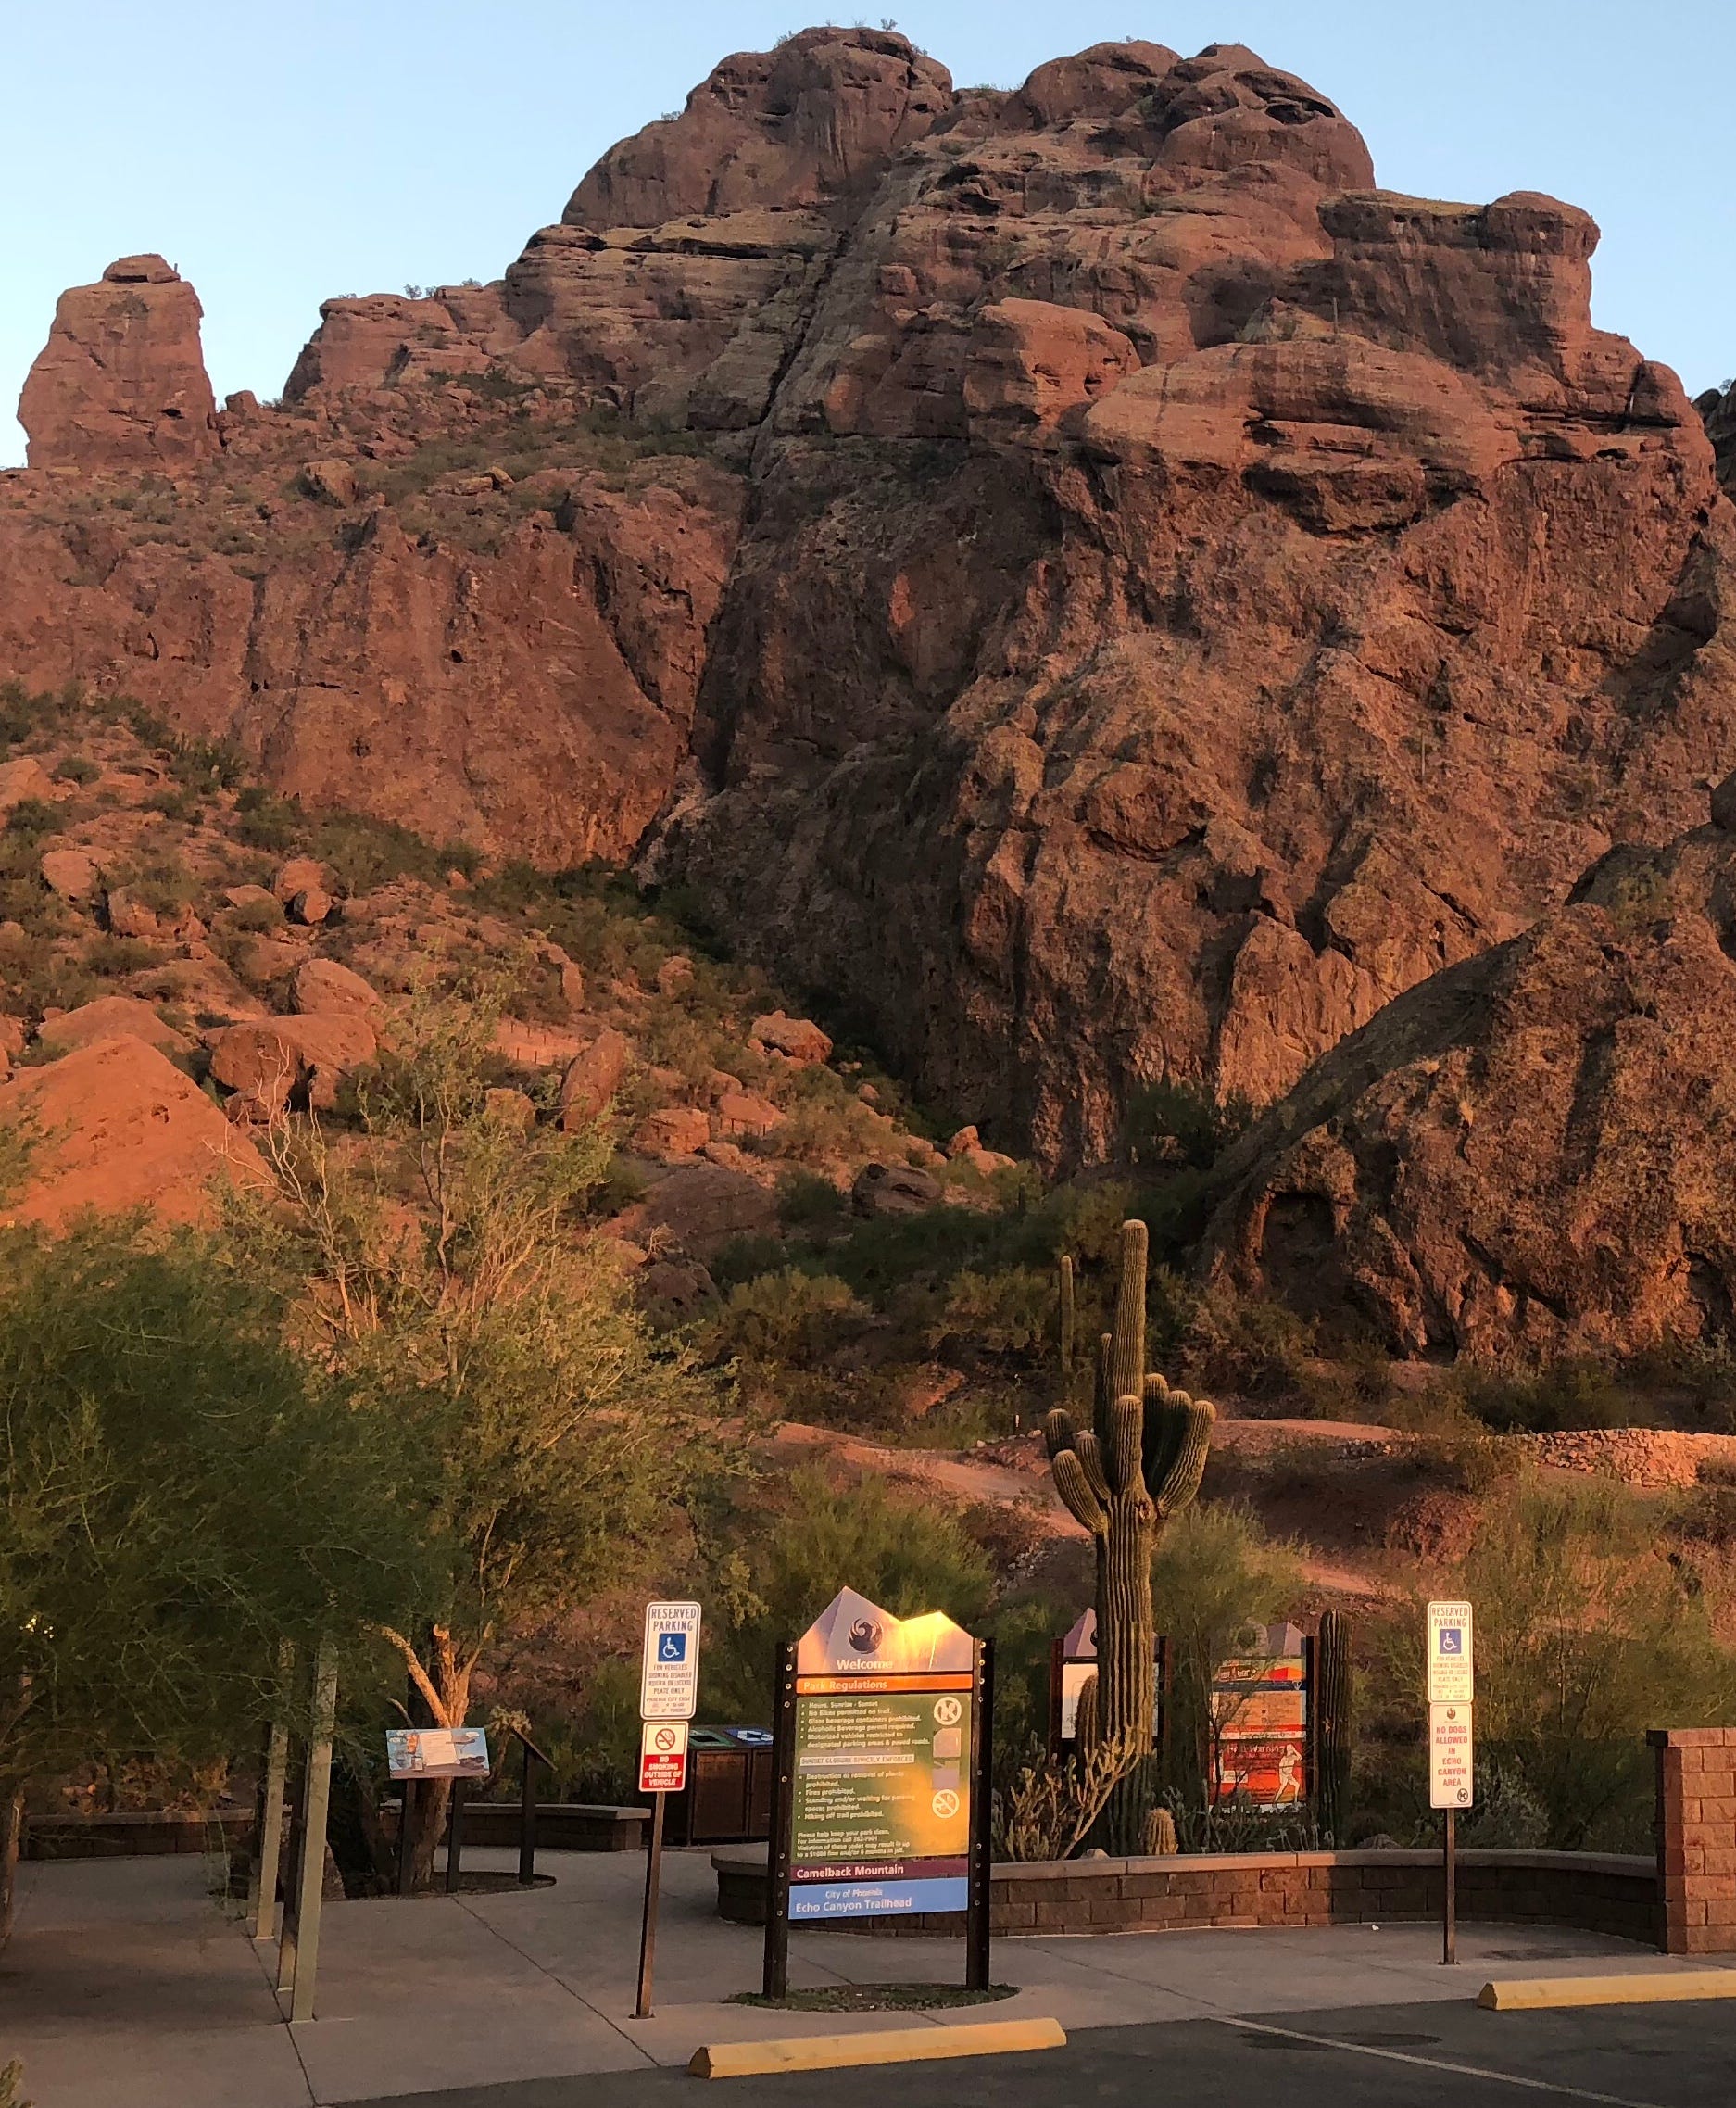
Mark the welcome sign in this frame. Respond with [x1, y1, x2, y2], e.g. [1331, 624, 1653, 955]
[787, 1588, 976, 1920]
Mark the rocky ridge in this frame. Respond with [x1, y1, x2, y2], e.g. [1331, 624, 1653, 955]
[6, 28, 1736, 1203]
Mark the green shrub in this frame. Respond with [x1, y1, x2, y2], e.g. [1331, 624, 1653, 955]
[53, 756, 99, 787]
[703, 1269, 868, 1370]
[1446, 1479, 1734, 1849]
[1456, 1356, 1642, 1433]
[1177, 1282, 1314, 1399]
[932, 1267, 1050, 1359]
[226, 895, 283, 934]
[1123, 1079, 1252, 1172]
[83, 934, 155, 978]
[777, 1170, 845, 1230]
[3, 800, 58, 841]
[699, 1465, 993, 1720]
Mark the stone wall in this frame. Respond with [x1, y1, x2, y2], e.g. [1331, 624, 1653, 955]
[713, 1846, 1658, 1944]
[1653, 1726, 1736, 1953]
[22, 1809, 253, 1860]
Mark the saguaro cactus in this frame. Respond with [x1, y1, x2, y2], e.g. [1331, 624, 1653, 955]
[1315, 1608, 1352, 1845]
[1045, 1221, 1214, 1758]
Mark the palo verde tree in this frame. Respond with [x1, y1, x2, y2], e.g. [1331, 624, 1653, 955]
[0, 1219, 427, 1943]
[229, 985, 726, 1884]
[1045, 1221, 1214, 1841]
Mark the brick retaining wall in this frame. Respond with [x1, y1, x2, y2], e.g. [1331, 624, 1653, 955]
[713, 1846, 1657, 1943]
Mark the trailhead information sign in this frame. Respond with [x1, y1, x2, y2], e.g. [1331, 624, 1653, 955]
[791, 1677, 973, 1917]
[785, 1587, 979, 1921]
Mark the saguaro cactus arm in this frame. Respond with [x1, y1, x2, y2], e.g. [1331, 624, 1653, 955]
[1044, 1408, 1108, 1534]
[1142, 1384, 1215, 1516]
[1058, 1255, 1076, 1378]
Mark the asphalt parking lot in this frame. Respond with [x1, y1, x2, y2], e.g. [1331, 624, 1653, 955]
[349, 1996, 1736, 2108]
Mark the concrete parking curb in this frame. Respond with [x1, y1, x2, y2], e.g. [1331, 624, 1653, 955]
[686, 2016, 1067, 2077]
[1479, 1970, 1736, 2011]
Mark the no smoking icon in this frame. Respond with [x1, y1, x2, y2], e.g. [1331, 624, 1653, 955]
[652, 1725, 678, 1752]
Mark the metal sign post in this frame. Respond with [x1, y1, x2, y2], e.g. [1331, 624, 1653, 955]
[1426, 1600, 1475, 1966]
[635, 1600, 702, 2020]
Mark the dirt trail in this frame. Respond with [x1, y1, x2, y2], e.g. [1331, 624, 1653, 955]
[767, 1420, 1397, 1599]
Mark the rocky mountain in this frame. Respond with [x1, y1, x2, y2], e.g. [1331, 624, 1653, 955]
[1201, 775, 1736, 1361]
[6, 27, 1736, 1190]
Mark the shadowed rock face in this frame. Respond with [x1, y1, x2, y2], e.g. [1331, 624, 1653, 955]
[20, 256, 220, 470]
[1200, 787, 1736, 1360]
[8, 29, 1736, 1191]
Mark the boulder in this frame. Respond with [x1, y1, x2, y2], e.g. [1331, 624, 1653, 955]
[39, 847, 99, 902]
[560, 1027, 634, 1127]
[0, 1036, 267, 1228]
[712, 1090, 785, 1141]
[608, 1161, 781, 1257]
[209, 1013, 376, 1118]
[271, 858, 329, 905]
[298, 459, 359, 506]
[0, 757, 56, 812]
[289, 957, 382, 1016]
[946, 1126, 981, 1158]
[560, 961, 587, 1010]
[35, 997, 191, 1060]
[634, 1104, 711, 1156]
[851, 1162, 943, 1216]
[103, 886, 159, 938]
[749, 1011, 833, 1065]
[655, 956, 693, 996]
[288, 887, 334, 927]
[637, 1258, 719, 1317]
[483, 1086, 538, 1131]
[224, 884, 283, 919]
[494, 1018, 588, 1067]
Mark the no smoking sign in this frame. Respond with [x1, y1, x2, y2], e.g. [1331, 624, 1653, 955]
[638, 1717, 689, 1795]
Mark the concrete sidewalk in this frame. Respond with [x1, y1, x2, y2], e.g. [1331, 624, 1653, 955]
[2, 1847, 1724, 2107]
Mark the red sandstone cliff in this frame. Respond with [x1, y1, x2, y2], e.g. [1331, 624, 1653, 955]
[1201, 775, 1736, 1359]
[6, 29, 1735, 1180]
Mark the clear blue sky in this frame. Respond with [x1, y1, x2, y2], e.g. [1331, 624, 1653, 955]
[6, 2, 1733, 464]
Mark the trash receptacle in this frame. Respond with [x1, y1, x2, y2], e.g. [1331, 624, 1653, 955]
[665, 1726, 774, 1845]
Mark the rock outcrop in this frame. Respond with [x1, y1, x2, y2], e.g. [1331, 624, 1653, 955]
[19, 256, 219, 471]
[0, 1036, 266, 1228]
[1201, 792, 1736, 1359]
[8, 29, 1736, 1185]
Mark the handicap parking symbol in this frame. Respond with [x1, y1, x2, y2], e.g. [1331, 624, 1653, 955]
[659, 1633, 687, 1662]
[1439, 1628, 1463, 1655]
